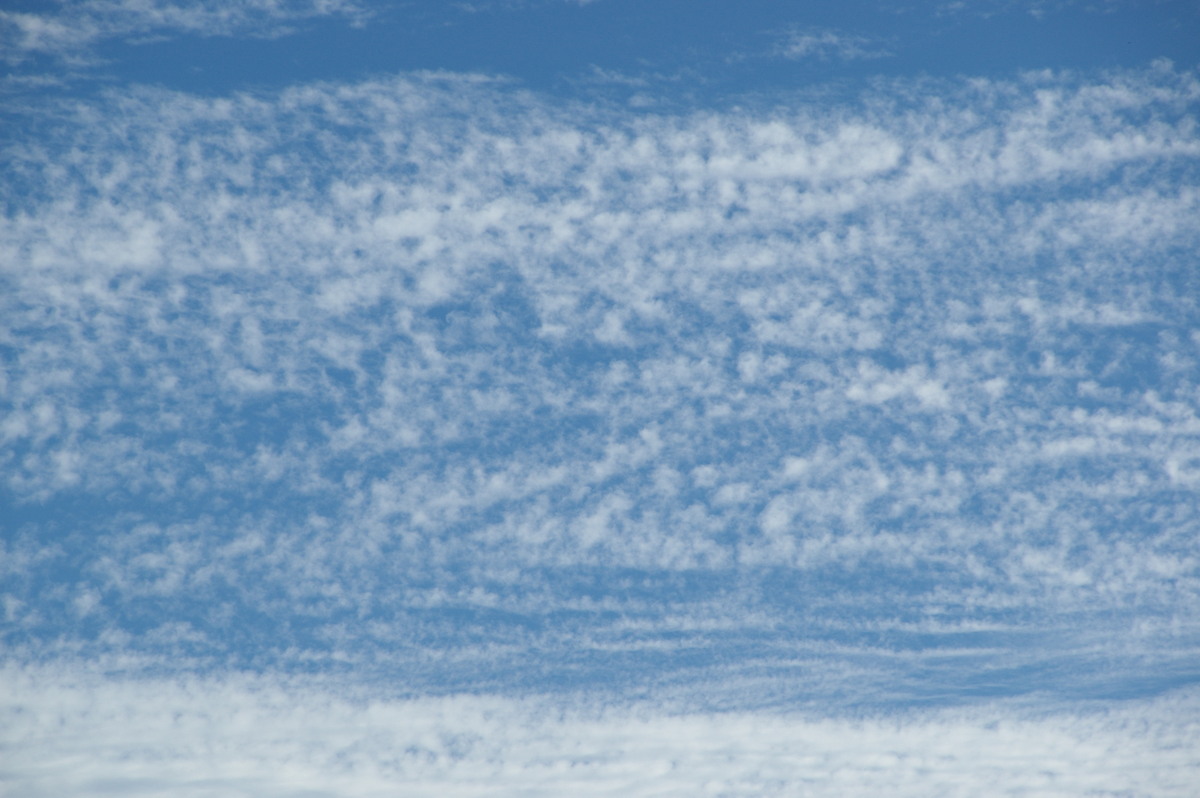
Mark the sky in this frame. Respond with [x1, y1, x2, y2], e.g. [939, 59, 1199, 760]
[2, 1, 1200, 795]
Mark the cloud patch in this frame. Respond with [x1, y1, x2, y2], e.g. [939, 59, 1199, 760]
[774, 28, 891, 62]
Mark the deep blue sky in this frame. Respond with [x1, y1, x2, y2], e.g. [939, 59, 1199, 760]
[6, 0, 1198, 97]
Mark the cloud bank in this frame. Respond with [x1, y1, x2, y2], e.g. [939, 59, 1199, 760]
[3, 665, 1198, 797]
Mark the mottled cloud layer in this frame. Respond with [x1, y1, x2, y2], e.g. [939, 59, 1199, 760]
[2, 57, 1199, 730]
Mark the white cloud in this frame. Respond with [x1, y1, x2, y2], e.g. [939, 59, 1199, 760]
[1, 63, 1198, 719]
[775, 29, 891, 62]
[0, 0, 366, 65]
[1, 665, 1198, 798]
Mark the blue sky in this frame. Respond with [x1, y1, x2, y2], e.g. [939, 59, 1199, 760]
[3, 1, 1200, 795]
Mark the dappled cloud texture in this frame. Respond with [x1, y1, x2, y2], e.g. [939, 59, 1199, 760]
[3, 60, 1200, 795]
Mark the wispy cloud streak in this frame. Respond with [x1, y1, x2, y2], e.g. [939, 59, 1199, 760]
[774, 29, 890, 61]
[0, 0, 366, 65]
